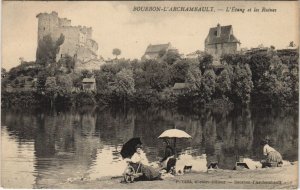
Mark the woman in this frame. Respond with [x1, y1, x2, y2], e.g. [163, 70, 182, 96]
[131, 144, 161, 180]
[261, 139, 283, 164]
[160, 139, 175, 172]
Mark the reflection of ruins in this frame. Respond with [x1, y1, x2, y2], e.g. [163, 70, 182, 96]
[1, 106, 298, 188]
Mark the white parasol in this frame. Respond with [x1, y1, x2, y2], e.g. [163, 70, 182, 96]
[158, 129, 192, 157]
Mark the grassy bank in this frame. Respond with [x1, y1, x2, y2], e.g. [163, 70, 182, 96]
[38, 163, 298, 189]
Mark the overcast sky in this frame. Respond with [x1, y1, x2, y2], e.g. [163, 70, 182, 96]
[2, 1, 299, 70]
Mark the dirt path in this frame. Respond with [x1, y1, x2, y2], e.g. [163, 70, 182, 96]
[43, 164, 298, 189]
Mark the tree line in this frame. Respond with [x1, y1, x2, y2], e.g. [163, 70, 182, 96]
[1, 34, 298, 108]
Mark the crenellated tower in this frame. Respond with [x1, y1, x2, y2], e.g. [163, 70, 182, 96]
[36, 11, 99, 65]
[36, 11, 60, 42]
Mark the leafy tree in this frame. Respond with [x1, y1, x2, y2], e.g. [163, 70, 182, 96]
[142, 60, 171, 91]
[200, 69, 216, 103]
[81, 69, 93, 78]
[36, 34, 64, 65]
[56, 75, 73, 95]
[199, 53, 213, 74]
[109, 68, 135, 104]
[170, 60, 190, 84]
[186, 63, 202, 92]
[248, 52, 271, 88]
[57, 55, 75, 73]
[44, 77, 57, 107]
[221, 53, 247, 66]
[163, 50, 181, 65]
[216, 68, 231, 98]
[36, 69, 48, 94]
[231, 64, 253, 105]
[133, 67, 150, 90]
[112, 48, 121, 59]
[1, 68, 7, 78]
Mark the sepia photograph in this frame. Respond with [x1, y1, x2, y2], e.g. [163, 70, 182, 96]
[1, 1, 299, 189]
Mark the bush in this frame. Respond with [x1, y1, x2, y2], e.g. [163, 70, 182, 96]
[1, 91, 40, 107]
[71, 92, 96, 106]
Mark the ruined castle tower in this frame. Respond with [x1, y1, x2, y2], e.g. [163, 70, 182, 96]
[36, 11, 98, 63]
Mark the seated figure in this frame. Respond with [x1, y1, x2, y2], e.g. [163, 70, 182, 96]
[130, 144, 161, 180]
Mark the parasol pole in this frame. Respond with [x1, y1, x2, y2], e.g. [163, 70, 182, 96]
[173, 125, 177, 158]
[174, 137, 177, 158]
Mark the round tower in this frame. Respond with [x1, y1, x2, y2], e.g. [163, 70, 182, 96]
[36, 11, 59, 42]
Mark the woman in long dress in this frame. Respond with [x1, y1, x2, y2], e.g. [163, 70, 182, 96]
[159, 139, 175, 172]
[261, 139, 283, 164]
[131, 145, 161, 180]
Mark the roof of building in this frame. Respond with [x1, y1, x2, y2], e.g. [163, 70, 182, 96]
[206, 25, 240, 45]
[145, 43, 171, 54]
[82, 78, 96, 83]
[173, 83, 189, 90]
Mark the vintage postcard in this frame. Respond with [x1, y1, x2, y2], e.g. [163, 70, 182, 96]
[1, 1, 299, 189]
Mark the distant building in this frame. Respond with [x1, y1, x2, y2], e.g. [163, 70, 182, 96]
[141, 42, 177, 60]
[82, 78, 96, 92]
[205, 24, 241, 59]
[173, 83, 190, 94]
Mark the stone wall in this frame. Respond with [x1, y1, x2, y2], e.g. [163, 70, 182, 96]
[205, 42, 239, 58]
[37, 11, 99, 67]
[36, 11, 59, 42]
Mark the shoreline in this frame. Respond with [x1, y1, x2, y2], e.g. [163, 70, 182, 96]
[38, 163, 298, 189]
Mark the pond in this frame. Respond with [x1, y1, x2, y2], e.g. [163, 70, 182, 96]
[1, 106, 298, 188]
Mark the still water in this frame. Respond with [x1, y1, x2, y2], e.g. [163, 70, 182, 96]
[1, 106, 298, 188]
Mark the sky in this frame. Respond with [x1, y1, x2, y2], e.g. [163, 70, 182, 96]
[2, 1, 299, 70]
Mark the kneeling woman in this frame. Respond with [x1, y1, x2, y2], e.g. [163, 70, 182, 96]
[131, 145, 161, 180]
[261, 139, 283, 165]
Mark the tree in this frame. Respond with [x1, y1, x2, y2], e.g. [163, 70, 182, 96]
[231, 64, 253, 105]
[200, 69, 216, 103]
[133, 67, 150, 90]
[170, 60, 190, 84]
[248, 52, 271, 88]
[142, 60, 171, 91]
[109, 68, 135, 104]
[186, 63, 202, 94]
[45, 77, 57, 107]
[81, 69, 93, 79]
[56, 75, 73, 95]
[163, 50, 181, 65]
[1, 68, 7, 78]
[112, 48, 121, 59]
[216, 68, 231, 98]
[57, 55, 75, 73]
[199, 53, 213, 74]
[36, 34, 64, 65]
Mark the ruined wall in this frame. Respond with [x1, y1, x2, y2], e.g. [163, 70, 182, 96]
[76, 46, 97, 62]
[86, 39, 98, 53]
[37, 11, 99, 64]
[36, 11, 59, 42]
[54, 27, 80, 61]
[59, 18, 71, 27]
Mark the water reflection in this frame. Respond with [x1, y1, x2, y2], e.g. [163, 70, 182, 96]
[1, 106, 298, 188]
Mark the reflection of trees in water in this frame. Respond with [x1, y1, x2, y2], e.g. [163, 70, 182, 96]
[1, 105, 298, 184]
[204, 107, 254, 169]
[252, 108, 298, 161]
[95, 106, 135, 145]
[33, 110, 100, 187]
[2, 107, 101, 188]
